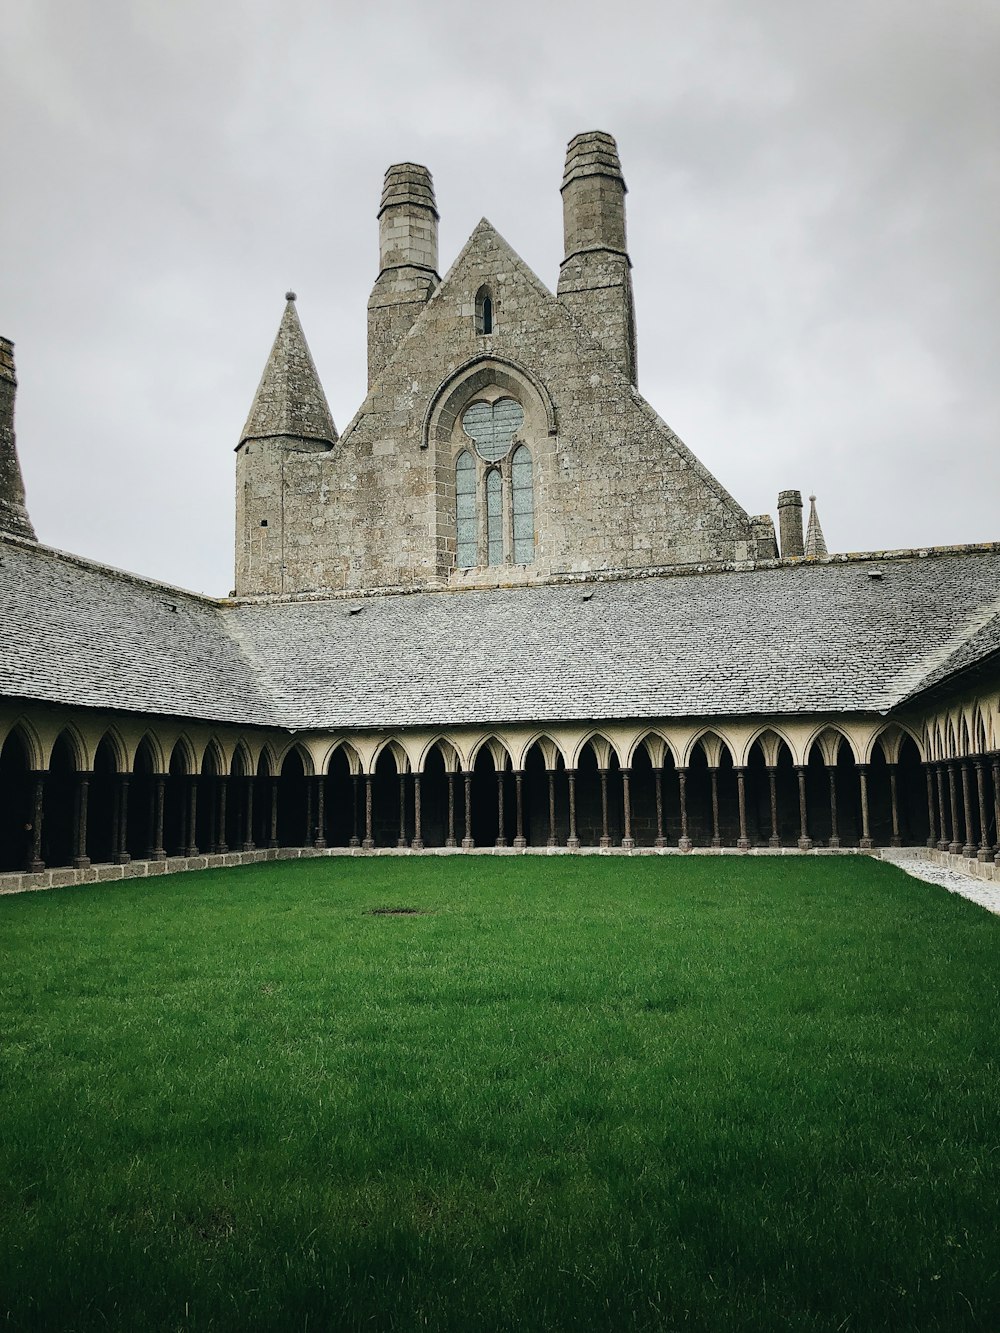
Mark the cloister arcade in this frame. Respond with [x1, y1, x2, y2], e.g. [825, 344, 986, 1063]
[2, 698, 998, 876]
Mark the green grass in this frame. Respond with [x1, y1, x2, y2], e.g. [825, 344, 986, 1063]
[1, 856, 999, 1332]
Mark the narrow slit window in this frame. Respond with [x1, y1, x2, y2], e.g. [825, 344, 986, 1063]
[486, 468, 503, 566]
[512, 445, 534, 564]
[475, 286, 494, 336]
[456, 451, 477, 568]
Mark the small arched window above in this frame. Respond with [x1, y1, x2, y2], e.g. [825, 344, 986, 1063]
[475, 286, 494, 336]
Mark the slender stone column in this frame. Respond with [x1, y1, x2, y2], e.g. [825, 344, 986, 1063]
[349, 774, 360, 849]
[678, 767, 691, 851]
[736, 767, 749, 852]
[462, 771, 474, 850]
[653, 767, 665, 848]
[362, 774, 374, 850]
[796, 766, 812, 851]
[396, 772, 408, 849]
[315, 774, 327, 850]
[73, 775, 91, 869]
[114, 776, 131, 864]
[151, 776, 166, 860]
[948, 764, 961, 854]
[961, 761, 976, 857]
[243, 776, 256, 852]
[206, 776, 218, 854]
[547, 770, 557, 848]
[993, 755, 1000, 860]
[28, 772, 44, 872]
[567, 770, 580, 850]
[925, 765, 937, 849]
[411, 773, 423, 851]
[216, 777, 228, 854]
[185, 776, 198, 857]
[495, 770, 507, 848]
[888, 764, 901, 848]
[269, 777, 279, 849]
[598, 769, 610, 849]
[827, 766, 840, 849]
[975, 759, 990, 861]
[513, 771, 526, 850]
[858, 765, 873, 851]
[767, 767, 780, 848]
[305, 781, 314, 852]
[709, 768, 721, 849]
[446, 772, 457, 848]
[620, 768, 634, 850]
[936, 764, 949, 851]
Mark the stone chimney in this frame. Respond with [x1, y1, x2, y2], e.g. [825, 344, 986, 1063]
[777, 489, 804, 558]
[0, 338, 37, 541]
[557, 131, 637, 384]
[367, 163, 440, 386]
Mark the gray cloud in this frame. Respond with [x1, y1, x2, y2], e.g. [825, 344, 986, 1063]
[2, 0, 997, 593]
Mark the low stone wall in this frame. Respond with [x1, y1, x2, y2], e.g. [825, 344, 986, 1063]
[910, 846, 999, 884]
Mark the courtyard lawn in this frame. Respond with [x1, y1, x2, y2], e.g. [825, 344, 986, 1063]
[1, 858, 999, 1332]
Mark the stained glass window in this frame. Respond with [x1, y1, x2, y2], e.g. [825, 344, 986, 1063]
[512, 445, 534, 564]
[462, 398, 523, 463]
[486, 469, 503, 567]
[456, 451, 477, 568]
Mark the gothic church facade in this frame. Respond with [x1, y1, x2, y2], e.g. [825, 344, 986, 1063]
[1, 133, 998, 887]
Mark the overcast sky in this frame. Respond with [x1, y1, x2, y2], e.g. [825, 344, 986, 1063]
[2, 0, 998, 595]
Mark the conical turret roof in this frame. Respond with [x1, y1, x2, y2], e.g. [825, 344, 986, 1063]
[804, 495, 828, 558]
[240, 294, 337, 447]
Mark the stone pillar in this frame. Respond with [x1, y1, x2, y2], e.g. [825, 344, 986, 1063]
[315, 774, 327, 850]
[362, 774, 374, 850]
[546, 770, 557, 848]
[621, 768, 634, 850]
[243, 776, 256, 852]
[114, 775, 131, 864]
[796, 766, 812, 851]
[396, 772, 408, 849]
[925, 765, 937, 849]
[412, 773, 424, 851]
[305, 780, 314, 852]
[858, 765, 873, 851]
[678, 767, 691, 851]
[216, 776, 228, 855]
[948, 764, 961, 855]
[975, 758, 990, 861]
[446, 773, 457, 849]
[653, 767, 665, 848]
[28, 772, 44, 872]
[965, 762, 981, 853]
[709, 767, 721, 849]
[993, 755, 1000, 860]
[151, 776, 166, 860]
[349, 774, 360, 849]
[462, 771, 474, 850]
[495, 770, 506, 848]
[185, 775, 198, 858]
[777, 489, 804, 559]
[598, 769, 610, 849]
[827, 765, 840, 849]
[736, 767, 749, 852]
[767, 767, 780, 848]
[513, 771, 526, 850]
[936, 764, 949, 851]
[269, 777, 279, 849]
[567, 770, 580, 850]
[888, 764, 901, 848]
[73, 775, 91, 869]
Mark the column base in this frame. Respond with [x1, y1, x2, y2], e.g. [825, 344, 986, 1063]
[948, 842, 962, 855]
[654, 836, 666, 849]
[737, 838, 750, 852]
[362, 838, 374, 850]
[445, 837, 458, 849]
[828, 836, 841, 850]
[890, 836, 902, 848]
[567, 837, 580, 850]
[314, 839, 328, 850]
[546, 837, 558, 848]
[149, 848, 166, 861]
[599, 836, 611, 849]
[348, 837, 360, 849]
[495, 837, 507, 848]
[411, 838, 424, 851]
[977, 848, 991, 862]
[962, 843, 975, 858]
[27, 860, 45, 873]
[859, 837, 874, 851]
[72, 856, 91, 869]
[937, 839, 948, 852]
[710, 837, 721, 849]
[267, 839, 279, 850]
[678, 837, 692, 852]
[926, 837, 937, 849]
[768, 836, 781, 849]
[114, 853, 132, 865]
[461, 838, 475, 850]
[216, 843, 228, 855]
[797, 837, 813, 851]
[513, 836, 526, 850]
[243, 841, 256, 853]
[621, 838, 635, 851]
[396, 838, 408, 849]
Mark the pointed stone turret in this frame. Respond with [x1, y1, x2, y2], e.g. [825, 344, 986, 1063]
[367, 163, 440, 387]
[235, 294, 336, 598]
[0, 338, 37, 541]
[239, 293, 337, 448]
[557, 131, 637, 384]
[804, 495, 828, 558]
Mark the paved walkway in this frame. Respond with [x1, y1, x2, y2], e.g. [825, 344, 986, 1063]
[880, 848, 1000, 916]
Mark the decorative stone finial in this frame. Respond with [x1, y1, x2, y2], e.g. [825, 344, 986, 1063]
[804, 495, 828, 559]
[285, 290, 297, 302]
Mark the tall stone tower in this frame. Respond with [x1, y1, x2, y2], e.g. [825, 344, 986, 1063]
[234, 294, 337, 597]
[0, 338, 37, 542]
[557, 132, 637, 384]
[367, 163, 440, 386]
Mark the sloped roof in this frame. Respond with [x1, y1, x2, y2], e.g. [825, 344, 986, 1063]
[239, 296, 337, 446]
[1, 533, 998, 733]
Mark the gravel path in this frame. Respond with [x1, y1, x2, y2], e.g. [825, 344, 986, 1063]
[879, 848, 1000, 916]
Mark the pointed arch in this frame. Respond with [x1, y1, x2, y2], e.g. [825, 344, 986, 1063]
[683, 728, 736, 768]
[230, 742, 253, 779]
[417, 735, 461, 774]
[134, 731, 166, 775]
[626, 729, 677, 769]
[94, 727, 128, 775]
[475, 285, 494, 336]
[201, 739, 224, 777]
[513, 732, 569, 771]
[256, 743, 278, 779]
[570, 730, 623, 770]
[167, 735, 197, 776]
[803, 723, 861, 766]
[468, 734, 514, 771]
[325, 738, 362, 777]
[370, 737, 410, 775]
[741, 725, 795, 769]
[277, 740, 315, 777]
[46, 723, 86, 772]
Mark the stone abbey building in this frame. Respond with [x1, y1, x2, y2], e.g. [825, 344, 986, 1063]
[1, 132, 998, 888]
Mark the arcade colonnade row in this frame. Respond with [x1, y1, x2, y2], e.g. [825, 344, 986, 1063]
[2, 705, 998, 873]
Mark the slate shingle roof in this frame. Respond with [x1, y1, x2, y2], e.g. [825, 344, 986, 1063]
[1, 535, 998, 732]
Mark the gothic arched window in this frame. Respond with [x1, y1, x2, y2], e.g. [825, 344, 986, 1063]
[475, 286, 494, 336]
[486, 469, 503, 566]
[511, 445, 534, 564]
[456, 451, 477, 568]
